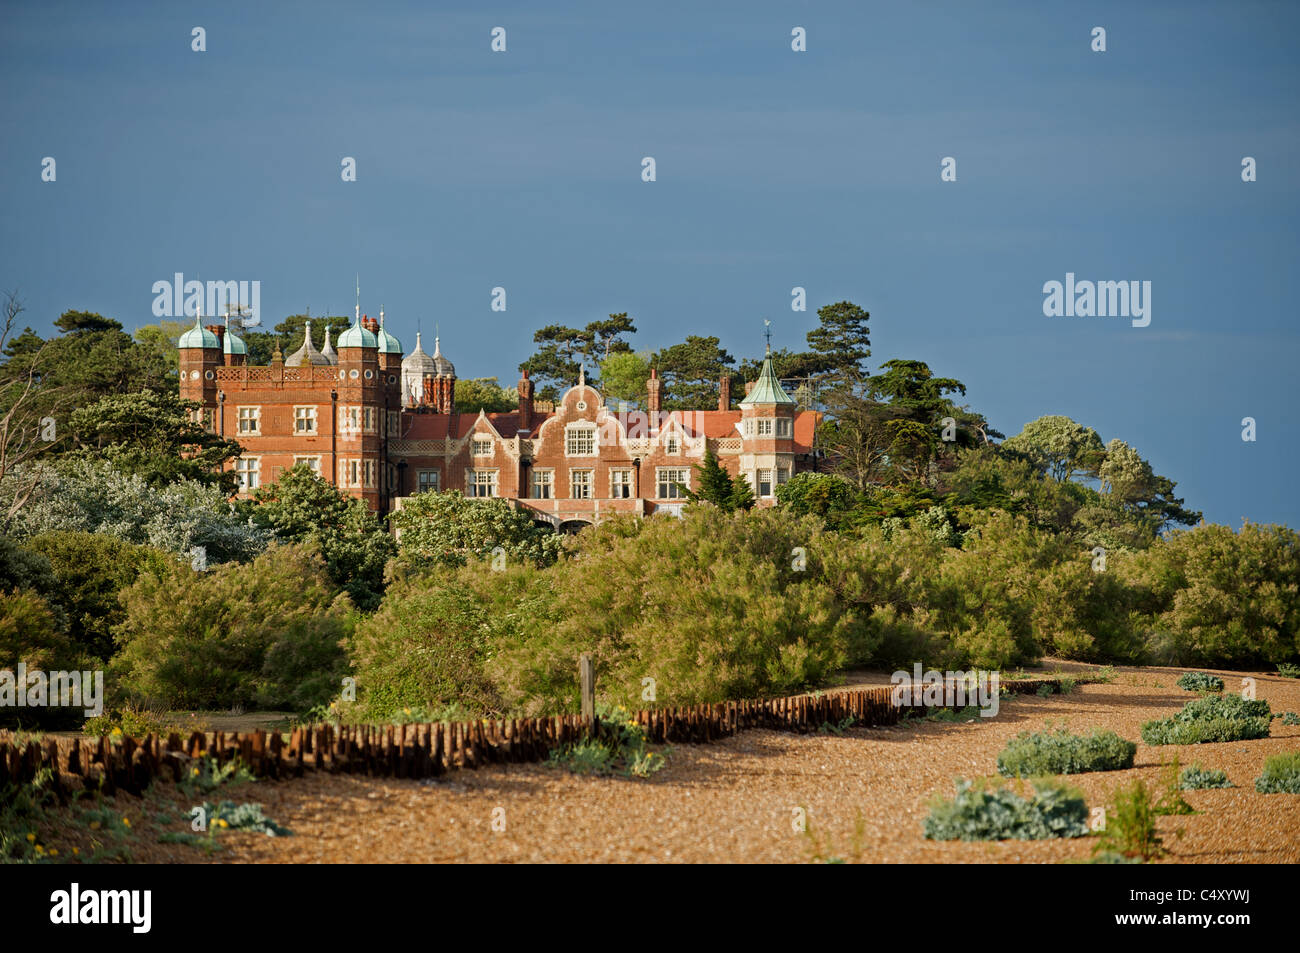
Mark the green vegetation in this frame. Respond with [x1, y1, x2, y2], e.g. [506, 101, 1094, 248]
[1281, 712, 1300, 726]
[1140, 694, 1272, 746]
[1179, 763, 1233, 790]
[996, 727, 1136, 777]
[1253, 752, 1300, 794]
[1094, 779, 1173, 862]
[546, 706, 665, 779]
[923, 779, 1090, 841]
[1176, 671, 1225, 693]
[1278, 663, 1300, 679]
[197, 800, 292, 835]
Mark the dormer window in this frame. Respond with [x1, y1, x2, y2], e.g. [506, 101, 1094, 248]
[472, 436, 493, 456]
[664, 434, 679, 454]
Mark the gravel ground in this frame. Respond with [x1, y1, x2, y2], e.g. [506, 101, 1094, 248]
[198, 664, 1299, 864]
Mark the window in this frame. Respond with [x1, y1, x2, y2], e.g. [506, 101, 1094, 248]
[417, 470, 440, 493]
[664, 434, 679, 454]
[756, 419, 774, 437]
[387, 411, 399, 436]
[610, 469, 633, 499]
[468, 469, 497, 497]
[234, 457, 259, 491]
[339, 458, 361, 487]
[777, 467, 790, 486]
[570, 469, 593, 500]
[363, 459, 378, 488]
[294, 406, 317, 435]
[657, 467, 689, 499]
[757, 469, 774, 497]
[776, 418, 792, 438]
[532, 469, 553, 499]
[294, 456, 321, 475]
[566, 426, 596, 456]
[194, 407, 215, 433]
[236, 406, 260, 435]
[339, 406, 361, 434]
[363, 407, 379, 433]
[472, 436, 494, 456]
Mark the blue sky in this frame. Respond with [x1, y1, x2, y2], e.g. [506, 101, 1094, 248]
[2, 0, 1297, 528]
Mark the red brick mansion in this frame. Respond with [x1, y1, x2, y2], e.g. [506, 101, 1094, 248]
[178, 311, 821, 529]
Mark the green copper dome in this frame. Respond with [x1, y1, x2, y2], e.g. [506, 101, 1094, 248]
[223, 327, 247, 355]
[376, 324, 403, 354]
[178, 313, 219, 349]
[337, 318, 377, 349]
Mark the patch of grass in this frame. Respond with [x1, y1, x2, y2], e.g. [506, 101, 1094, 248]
[178, 755, 255, 799]
[803, 807, 867, 863]
[997, 727, 1136, 777]
[1140, 693, 1272, 745]
[924, 705, 984, 723]
[1179, 763, 1233, 790]
[0, 772, 61, 864]
[1083, 665, 1117, 685]
[1278, 712, 1300, 726]
[818, 715, 857, 735]
[83, 706, 210, 737]
[924, 778, 1090, 841]
[1153, 757, 1195, 816]
[1254, 751, 1300, 794]
[1094, 779, 1180, 862]
[157, 831, 223, 854]
[1176, 672, 1225, 693]
[1276, 663, 1300, 679]
[547, 705, 666, 779]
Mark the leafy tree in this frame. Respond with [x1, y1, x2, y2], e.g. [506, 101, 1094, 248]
[3, 458, 270, 563]
[252, 464, 395, 609]
[806, 300, 872, 387]
[1003, 416, 1106, 483]
[389, 489, 564, 572]
[0, 588, 86, 729]
[654, 335, 735, 410]
[132, 319, 190, 376]
[682, 448, 755, 513]
[25, 531, 170, 662]
[1097, 438, 1200, 534]
[599, 351, 652, 407]
[454, 377, 517, 413]
[67, 391, 244, 491]
[520, 314, 637, 400]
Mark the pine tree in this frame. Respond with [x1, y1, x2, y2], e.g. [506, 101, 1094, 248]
[685, 448, 738, 510]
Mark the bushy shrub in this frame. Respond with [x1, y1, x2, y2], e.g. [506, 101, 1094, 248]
[1253, 751, 1300, 794]
[1140, 693, 1272, 745]
[1179, 763, 1233, 789]
[1176, 671, 1224, 693]
[113, 542, 352, 710]
[488, 508, 854, 714]
[547, 705, 665, 779]
[923, 779, 1089, 840]
[996, 727, 1136, 777]
[346, 567, 522, 720]
[1278, 663, 1300, 679]
[389, 489, 564, 571]
[25, 531, 169, 662]
[0, 588, 89, 729]
[1123, 522, 1300, 667]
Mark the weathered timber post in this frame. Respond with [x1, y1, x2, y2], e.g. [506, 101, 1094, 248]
[579, 652, 596, 723]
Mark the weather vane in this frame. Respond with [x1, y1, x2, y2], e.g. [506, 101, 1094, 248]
[763, 318, 772, 353]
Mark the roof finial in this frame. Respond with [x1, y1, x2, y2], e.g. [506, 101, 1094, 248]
[763, 318, 772, 356]
[579, 362, 586, 387]
[355, 274, 360, 323]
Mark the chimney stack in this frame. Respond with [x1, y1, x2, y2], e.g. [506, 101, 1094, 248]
[646, 368, 662, 414]
[744, 381, 755, 397]
[718, 374, 731, 411]
[206, 324, 224, 348]
[517, 368, 534, 432]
